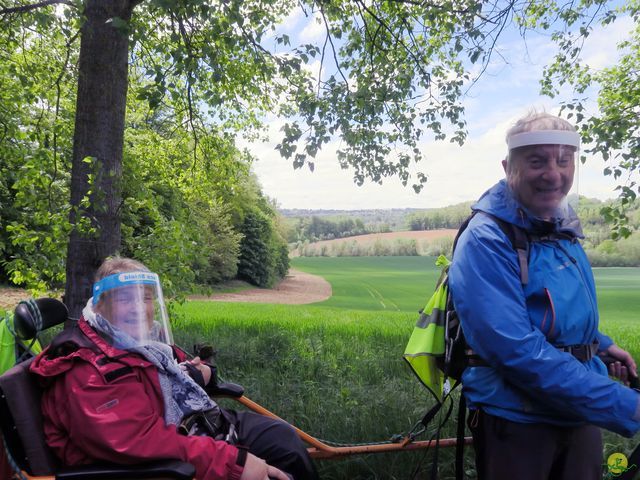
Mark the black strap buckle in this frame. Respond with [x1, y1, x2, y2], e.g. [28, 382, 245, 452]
[559, 340, 599, 362]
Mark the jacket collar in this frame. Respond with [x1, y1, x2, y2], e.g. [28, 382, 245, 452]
[473, 179, 584, 238]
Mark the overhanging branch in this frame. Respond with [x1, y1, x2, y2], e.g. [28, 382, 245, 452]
[0, 0, 73, 15]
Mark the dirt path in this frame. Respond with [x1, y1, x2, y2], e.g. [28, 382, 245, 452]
[189, 269, 332, 304]
[0, 287, 32, 310]
[0, 269, 332, 309]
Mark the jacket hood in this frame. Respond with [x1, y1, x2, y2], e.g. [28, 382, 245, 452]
[472, 179, 583, 237]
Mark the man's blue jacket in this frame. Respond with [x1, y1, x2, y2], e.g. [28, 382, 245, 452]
[449, 180, 640, 437]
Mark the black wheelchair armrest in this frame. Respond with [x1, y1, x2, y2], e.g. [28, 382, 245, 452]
[209, 382, 244, 398]
[56, 459, 195, 480]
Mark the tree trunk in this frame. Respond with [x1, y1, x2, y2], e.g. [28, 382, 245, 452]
[64, 0, 135, 319]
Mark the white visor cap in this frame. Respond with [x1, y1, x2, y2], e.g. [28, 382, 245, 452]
[508, 130, 581, 150]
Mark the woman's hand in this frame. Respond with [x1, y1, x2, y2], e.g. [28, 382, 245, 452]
[239, 452, 290, 480]
[179, 356, 212, 386]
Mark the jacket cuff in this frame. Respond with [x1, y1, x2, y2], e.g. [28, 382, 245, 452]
[596, 332, 614, 352]
[227, 446, 246, 480]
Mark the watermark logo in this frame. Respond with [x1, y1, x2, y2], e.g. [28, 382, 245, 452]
[604, 452, 637, 478]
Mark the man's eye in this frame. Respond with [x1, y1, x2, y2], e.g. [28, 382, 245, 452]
[558, 157, 572, 167]
[527, 156, 544, 167]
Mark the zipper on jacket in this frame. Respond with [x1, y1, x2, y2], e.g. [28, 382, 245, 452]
[540, 287, 557, 340]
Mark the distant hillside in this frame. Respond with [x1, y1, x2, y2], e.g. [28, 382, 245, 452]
[279, 207, 426, 233]
[283, 197, 640, 266]
[280, 202, 474, 240]
[292, 229, 457, 257]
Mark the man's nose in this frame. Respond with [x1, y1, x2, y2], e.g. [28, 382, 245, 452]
[541, 161, 562, 181]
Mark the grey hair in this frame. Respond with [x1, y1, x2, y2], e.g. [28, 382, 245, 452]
[506, 111, 576, 142]
[95, 256, 149, 282]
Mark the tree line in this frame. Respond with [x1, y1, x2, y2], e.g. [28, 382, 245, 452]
[284, 216, 392, 243]
[406, 197, 640, 266]
[293, 198, 640, 266]
[406, 202, 474, 230]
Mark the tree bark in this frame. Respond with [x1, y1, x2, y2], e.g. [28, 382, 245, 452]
[65, 0, 135, 319]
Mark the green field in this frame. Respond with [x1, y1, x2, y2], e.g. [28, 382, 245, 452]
[173, 257, 640, 479]
[290, 256, 442, 312]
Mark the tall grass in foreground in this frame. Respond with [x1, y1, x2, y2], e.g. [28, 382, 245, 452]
[175, 261, 640, 479]
[174, 302, 469, 479]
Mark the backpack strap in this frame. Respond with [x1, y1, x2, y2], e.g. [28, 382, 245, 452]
[457, 212, 530, 286]
[455, 393, 467, 480]
[483, 213, 530, 286]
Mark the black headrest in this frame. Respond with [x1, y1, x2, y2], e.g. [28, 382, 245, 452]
[13, 298, 68, 340]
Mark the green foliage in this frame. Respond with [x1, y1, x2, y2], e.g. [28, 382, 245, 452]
[289, 215, 368, 243]
[237, 207, 289, 288]
[575, 196, 640, 265]
[0, 23, 282, 295]
[587, 233, 640, 267]
[0, 15, 76, 291]
[238, 210, 274, 287]
[282, 208, 414, 235]
[290, 199, 639, 264]
[539, 0, 640, 236]
[4, 0, 640, 296]
[295, 237, 451, 258]
[114, 0, 489, 193]
[118, 92, 247, 294]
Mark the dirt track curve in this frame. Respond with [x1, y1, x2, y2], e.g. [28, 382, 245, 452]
[189, 269, 332, 305]
[0, 269, 331, 310]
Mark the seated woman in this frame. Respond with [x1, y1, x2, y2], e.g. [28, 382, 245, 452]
[30, 256, 318, 480]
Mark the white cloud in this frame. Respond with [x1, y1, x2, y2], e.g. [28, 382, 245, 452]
[298, 13, 325, 43]
[302, 59, 322, 82]
[581, 15, 635, 69]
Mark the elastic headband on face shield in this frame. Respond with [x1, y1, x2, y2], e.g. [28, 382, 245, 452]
[508, 130, 581, 150]
[93, 271, 160, 305]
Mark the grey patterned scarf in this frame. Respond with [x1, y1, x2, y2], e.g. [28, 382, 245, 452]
[83, 300, 218, 425]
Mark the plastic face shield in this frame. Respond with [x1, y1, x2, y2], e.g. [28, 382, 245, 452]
[92, 271, 173, 345]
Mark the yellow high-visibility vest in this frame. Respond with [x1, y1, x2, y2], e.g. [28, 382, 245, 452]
[403, 255, 450, 401]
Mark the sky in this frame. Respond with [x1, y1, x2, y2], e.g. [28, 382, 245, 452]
[239, 10, 634, 211]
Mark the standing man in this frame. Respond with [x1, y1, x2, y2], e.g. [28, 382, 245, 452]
[449, 112, 640, 479]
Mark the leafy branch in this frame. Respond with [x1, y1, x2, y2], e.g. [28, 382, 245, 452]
[0, 0, 73, 16]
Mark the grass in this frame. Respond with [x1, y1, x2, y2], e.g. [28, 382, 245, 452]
[290, 256, 442, 312]
[174, 302, 444, 479]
